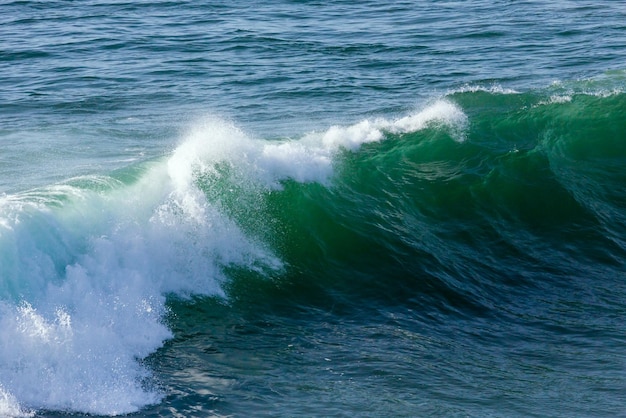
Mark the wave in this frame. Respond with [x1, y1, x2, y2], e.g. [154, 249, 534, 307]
[0, 143, 281, 414]
[0, 85, 624, 415]
[0, 99, 464, 415]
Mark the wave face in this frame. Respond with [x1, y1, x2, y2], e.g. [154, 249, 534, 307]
[0, 84, 624, 416]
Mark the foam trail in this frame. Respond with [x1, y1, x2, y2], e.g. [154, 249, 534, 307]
[389, 100, 468, 139]
[175, 100, 467, 189]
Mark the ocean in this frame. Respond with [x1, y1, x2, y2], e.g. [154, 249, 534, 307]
[1, 1, 625, 417]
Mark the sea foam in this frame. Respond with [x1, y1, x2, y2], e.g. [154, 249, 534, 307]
[0, 127, 281, 415]
[176, 100, 467, 188]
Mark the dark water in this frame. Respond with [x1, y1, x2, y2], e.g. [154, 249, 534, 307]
[0, 1, 625, 417]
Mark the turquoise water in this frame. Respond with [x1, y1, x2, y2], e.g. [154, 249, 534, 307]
[1, 1, 625, 417]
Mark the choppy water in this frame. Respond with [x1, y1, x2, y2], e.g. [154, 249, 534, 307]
[1, 1, 625, 417]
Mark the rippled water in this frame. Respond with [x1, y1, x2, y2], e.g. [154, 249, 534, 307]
[1, 1, 625, 417]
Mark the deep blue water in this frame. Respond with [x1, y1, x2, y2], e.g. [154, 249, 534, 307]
[1, 1, 625, 417]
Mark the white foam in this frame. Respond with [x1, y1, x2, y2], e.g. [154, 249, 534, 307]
[0, 385, 33, 418]
[0, 297, 165, 415]
[170, 102, 467, 189]
[0, 136, 282, 415]
[535, 94, 573, 107]
[166, 115, 336, 189]
[317, 99, 468, 150]
[452, 84, 520, 95]
[388, 100, 468, 140]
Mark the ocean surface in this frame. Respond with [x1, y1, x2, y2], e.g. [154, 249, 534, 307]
[1, 1, 625, 417]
